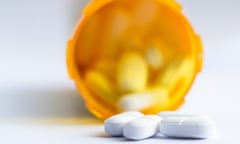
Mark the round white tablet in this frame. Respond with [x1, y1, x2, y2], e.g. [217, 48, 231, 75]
[159, 116, 216, 139]
[123, 115, 162, 140]
[104, 111, 144, 136]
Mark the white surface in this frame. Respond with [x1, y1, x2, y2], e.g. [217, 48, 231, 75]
[0, 124, 228, 144]
[0, 0, 240, 143]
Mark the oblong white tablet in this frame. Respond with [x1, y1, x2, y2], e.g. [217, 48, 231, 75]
[123, 115, 162, 140]
[119, 92, 154, 111]
[119, 88, 168, 111]
[104, 111, 144, 136]
[159, 116, 216, 139]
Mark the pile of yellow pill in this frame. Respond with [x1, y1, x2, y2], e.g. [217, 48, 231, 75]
[81, 47, 193, 112]
[70, 0, 199, 118]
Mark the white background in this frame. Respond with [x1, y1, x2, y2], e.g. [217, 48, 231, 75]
[0, 0, 240, 143]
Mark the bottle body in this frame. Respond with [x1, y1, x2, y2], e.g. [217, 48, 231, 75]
[67, 0, 203, 119]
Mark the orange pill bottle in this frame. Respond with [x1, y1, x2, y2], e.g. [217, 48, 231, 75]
[67, 0, 203, 119]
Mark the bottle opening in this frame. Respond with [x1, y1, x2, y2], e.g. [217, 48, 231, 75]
[69, 0, 201, 119]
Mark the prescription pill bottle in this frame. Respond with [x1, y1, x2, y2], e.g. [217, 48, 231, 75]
[67, 0, 203, 119]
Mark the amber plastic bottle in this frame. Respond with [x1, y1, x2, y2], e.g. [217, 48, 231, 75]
[67, 0, 203, 119]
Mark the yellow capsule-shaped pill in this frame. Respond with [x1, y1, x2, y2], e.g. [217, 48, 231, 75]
[154, 58, 194, 100]
[91, 59, 117, 80]
[84, 70, 118, 105]
[147, 87, 169, 107]
[145, 47, 164, 70]
[159, 58, 194, 87]
[117, 51, 148, 92]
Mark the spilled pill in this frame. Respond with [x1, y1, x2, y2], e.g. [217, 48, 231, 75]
[123, 115, 162, 140]
[104, 111, 216, 140]
[104, 111, 144, 136]
[159, 116, 216, 139]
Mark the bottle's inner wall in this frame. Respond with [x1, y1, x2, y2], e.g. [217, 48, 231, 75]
[75, 0, 195, 117]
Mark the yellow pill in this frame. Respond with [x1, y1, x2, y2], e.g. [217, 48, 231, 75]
[117, 51, 148, 92]
[145, 47, 164, 69]
[147, 87, 169, 107]
[119, 87, 169, 111]
[155, 58, 194, 88]
[91, 59, 116, 80]
[84, 70, 118, 105]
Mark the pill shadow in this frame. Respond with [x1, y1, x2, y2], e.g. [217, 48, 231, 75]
[97, 132, 152, 142]
[0, 84, 97, 124]
[96, 132, 128, 142]
[96, 133, 207, 143]
[96, 133, 158, 143]
[153, 134, 207, 141]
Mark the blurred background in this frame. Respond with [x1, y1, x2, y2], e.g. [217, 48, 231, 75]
[0, 0, 240, 142]
[0, 0, 91, 118]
